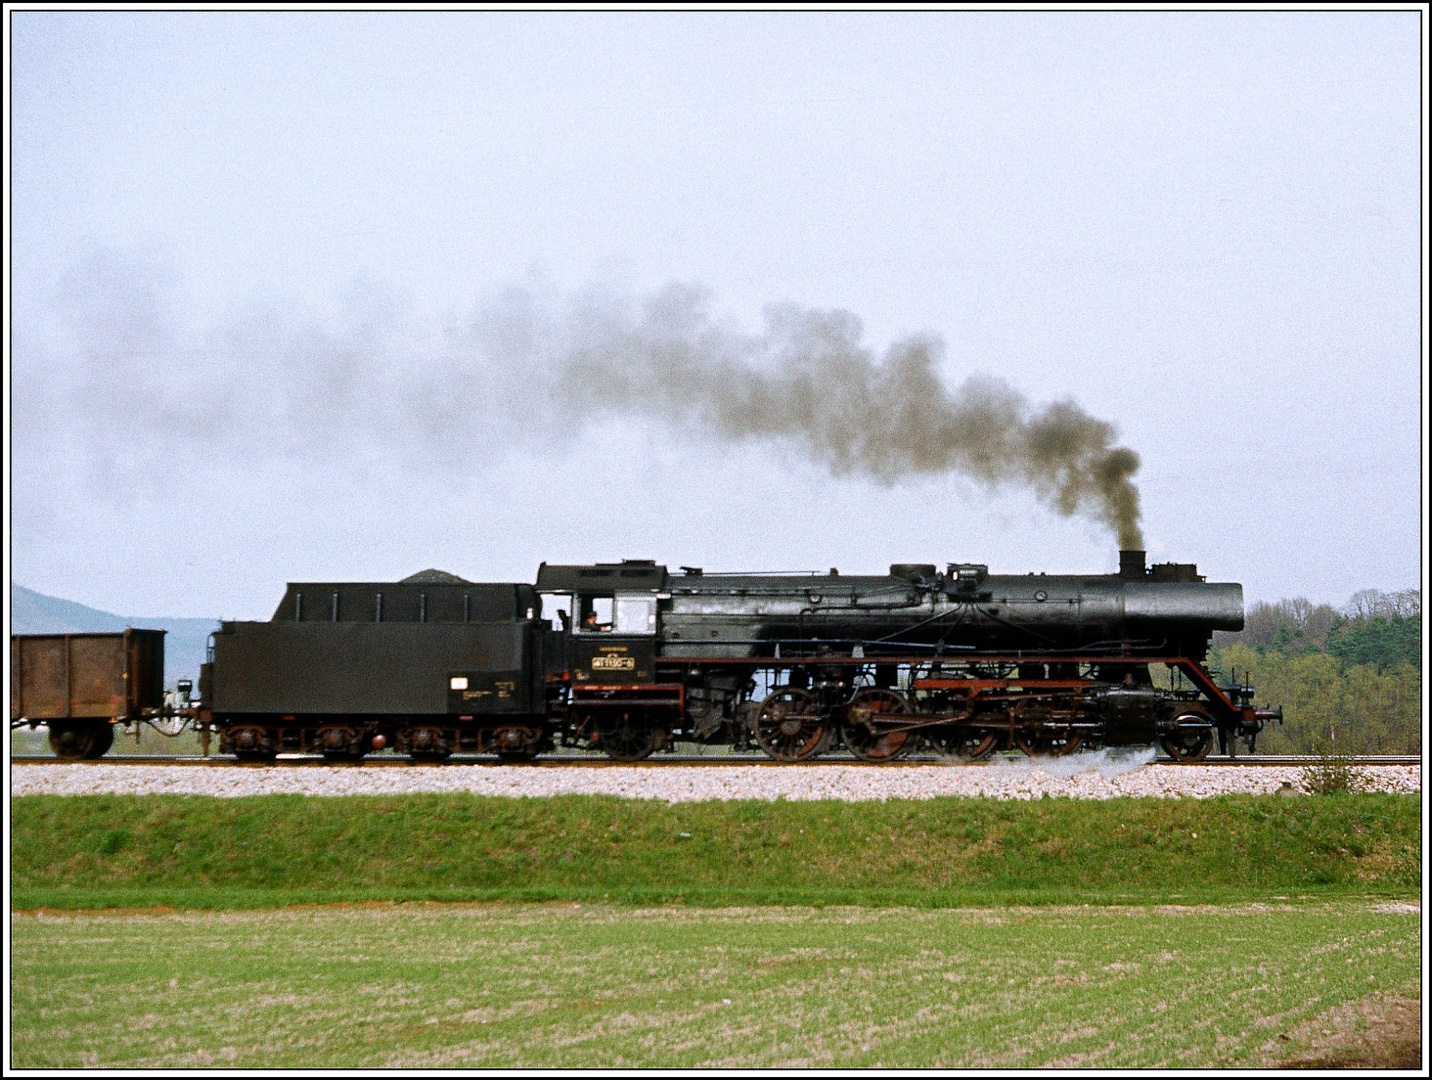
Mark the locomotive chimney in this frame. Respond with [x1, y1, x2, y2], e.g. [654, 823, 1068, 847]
[1119, 549, 1147, 580]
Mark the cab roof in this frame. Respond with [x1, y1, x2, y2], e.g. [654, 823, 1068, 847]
[536, 560, 668, 592]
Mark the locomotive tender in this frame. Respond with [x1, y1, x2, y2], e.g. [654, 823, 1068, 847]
[187, 549, 1278, 764]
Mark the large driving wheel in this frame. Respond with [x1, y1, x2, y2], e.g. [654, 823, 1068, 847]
[1160, 719, 1215, 763]
[48, 721, 113, 760]
[754, 688, 828, 762]
[841, 689, 913, 763]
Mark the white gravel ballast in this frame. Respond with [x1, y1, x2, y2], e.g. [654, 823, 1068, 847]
[10, 755, 1421, 802]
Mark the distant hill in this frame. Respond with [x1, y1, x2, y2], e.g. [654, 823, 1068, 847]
[11, 585, 219, 685]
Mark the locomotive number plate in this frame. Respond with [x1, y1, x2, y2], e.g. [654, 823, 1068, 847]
[573, 638, 655, 684]
[591, 654, 636, 671]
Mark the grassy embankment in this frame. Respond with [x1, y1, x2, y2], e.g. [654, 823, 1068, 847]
[10, 901, 1420, 1069]
[12, 793, 1419, 910]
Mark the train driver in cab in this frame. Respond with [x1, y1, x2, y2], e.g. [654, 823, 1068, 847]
[582, 601, 612, 632]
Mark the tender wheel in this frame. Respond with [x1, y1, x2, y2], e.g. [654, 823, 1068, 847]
[927, 726, 1000, 761]
[597, 714, 659, 762]
[48, 722, 113, 760]
[228, 724, 278, 760]
[1161, 722, 1214, 763]
[408, 725, 452, 762]
[1014, 729, 1083, 757]
[841, 689, 913, 763]
[753, 688, 828, 762]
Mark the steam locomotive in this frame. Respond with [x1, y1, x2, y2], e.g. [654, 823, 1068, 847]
[172, 548, 1279, 764]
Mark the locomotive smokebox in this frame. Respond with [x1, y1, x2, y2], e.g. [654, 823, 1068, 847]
[1119, 549, 1147, 580]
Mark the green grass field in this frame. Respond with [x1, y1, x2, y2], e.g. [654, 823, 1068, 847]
[9, 901, 1418, 1069]
[10, 793, 1419, 910]
[12, 793, 1419, 1067]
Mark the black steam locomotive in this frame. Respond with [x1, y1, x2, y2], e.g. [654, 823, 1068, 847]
[194, 549, 1279, 764]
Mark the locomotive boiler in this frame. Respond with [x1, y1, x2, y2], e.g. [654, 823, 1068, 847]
[188, 549, 1278, 764]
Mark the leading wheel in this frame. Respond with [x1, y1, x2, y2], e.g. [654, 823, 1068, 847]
[753, 688, 828, 762]
[48, 722, 113, 760]
[1161, 721, 1214, 763]
[841, 689, 913, 763]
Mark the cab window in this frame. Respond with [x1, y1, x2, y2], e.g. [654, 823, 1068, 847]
[578, 595, 614, 632]
[615, 596, 656, 635]
[540, 593, 572, 631]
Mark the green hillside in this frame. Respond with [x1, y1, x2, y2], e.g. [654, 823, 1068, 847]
[1210, 588, 1421, 754]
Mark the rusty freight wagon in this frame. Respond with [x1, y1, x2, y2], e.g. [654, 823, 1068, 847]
[10, 630, 166, 759]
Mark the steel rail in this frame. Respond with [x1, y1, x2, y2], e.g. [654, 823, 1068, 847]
[9, 754, 1422, 768]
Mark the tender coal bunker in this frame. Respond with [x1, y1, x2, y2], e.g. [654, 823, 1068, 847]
[271, 583, 537, 624]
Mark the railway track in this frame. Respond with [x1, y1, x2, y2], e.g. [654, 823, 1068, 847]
[10, 754, 1421, 768]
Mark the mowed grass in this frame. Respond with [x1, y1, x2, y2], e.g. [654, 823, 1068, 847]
[9, 901, 1419, 1069]
[10, 793, 1419, 910]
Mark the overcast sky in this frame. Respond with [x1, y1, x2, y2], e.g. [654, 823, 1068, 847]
[8, 10, 1423, 619]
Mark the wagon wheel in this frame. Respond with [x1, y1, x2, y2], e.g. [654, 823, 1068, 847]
[926, 726, 1000, 761]
[599, 713, 659, 762]
[48, 722, 113, 761]
[841, 689, 913, 763]
[1160, 719, 1214, 763]
[753, 688, 828, 762]
[1013, 728, 1083, 757]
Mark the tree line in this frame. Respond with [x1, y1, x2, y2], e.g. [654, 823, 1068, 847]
[1207, 588, 1421, 755]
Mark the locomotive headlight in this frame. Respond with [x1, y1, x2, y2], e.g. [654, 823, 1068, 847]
[450, 676, 469, 690]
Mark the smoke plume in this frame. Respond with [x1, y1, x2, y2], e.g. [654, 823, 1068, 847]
[556, 285, 1143, 547]
[16, 253, 1143, 546]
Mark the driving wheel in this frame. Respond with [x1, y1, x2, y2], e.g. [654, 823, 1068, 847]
[754, 688, 828, 762]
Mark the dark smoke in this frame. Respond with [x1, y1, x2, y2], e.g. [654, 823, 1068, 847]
[557, 285, 1144, 547]
[17, 253, 1143, 546]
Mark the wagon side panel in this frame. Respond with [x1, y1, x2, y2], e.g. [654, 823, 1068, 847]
[12, 636, 73, 720]
[68, 636, 129, 718]
[125, 629, 167, 713]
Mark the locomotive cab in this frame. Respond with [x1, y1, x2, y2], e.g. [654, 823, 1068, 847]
[536, 560, 683, 759]
[536, 560, 667, 685]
